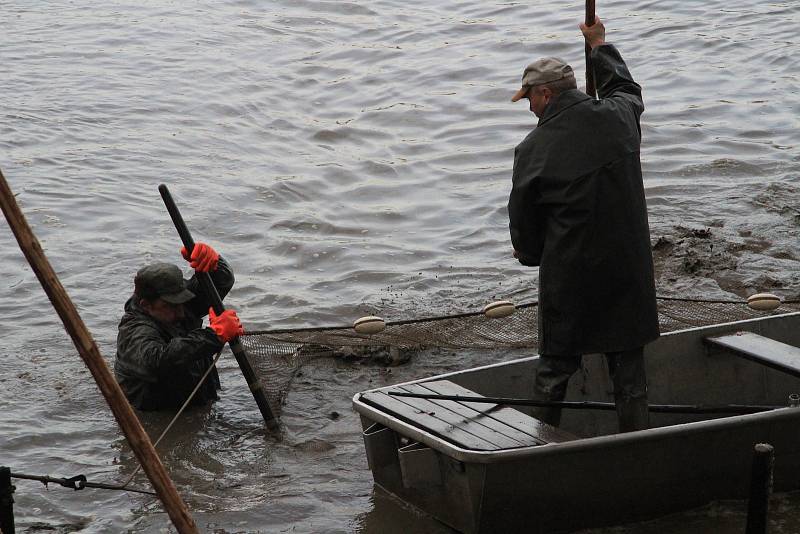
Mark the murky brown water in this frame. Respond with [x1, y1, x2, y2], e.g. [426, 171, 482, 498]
[2, 0, 799, 532]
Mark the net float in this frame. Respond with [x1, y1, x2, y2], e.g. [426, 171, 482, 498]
[747, 293, 781, 311]
[354, 316, 386, 335]
[483, 300, 516, 318]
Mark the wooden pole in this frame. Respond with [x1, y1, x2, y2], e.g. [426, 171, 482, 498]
[746, 443, 774, 534]
[387, 391, 779, 414]
[158, 184, 279, 431]
[0, 169, 199, 534]
[585, 0, 597, 97]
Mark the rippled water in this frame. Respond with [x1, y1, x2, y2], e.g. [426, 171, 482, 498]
[2, 0, 799, 532]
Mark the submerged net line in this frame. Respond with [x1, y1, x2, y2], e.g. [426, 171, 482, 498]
[239, 297, 800, 415]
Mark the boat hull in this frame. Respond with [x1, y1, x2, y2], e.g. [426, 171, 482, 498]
[353, 312, 800, 533]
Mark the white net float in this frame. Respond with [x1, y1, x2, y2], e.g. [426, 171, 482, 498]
[747, 293, 781, 311]
[353, 316, 386, 334]
[483, 300, 516, 318]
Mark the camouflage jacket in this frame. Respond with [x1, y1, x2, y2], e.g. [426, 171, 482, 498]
[114, 257, 234, 410]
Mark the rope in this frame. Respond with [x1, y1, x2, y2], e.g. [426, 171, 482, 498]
[247, 303, 539, 334]
[245, 295, 799, 335]
[10, 472, 155, 496]
[11, 349, 226, 497]
[120, 348, 224, 489]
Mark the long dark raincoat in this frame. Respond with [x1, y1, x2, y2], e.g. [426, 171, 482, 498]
[114, 257, 234, 410]
[508, 44, 659, 356]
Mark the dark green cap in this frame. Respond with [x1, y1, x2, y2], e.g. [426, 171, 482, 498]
[134, 262, 195, 304]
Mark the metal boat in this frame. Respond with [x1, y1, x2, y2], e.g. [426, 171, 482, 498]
[353, 312, 800, 533]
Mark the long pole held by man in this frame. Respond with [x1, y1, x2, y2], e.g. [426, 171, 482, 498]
[158, 184, 279, 431]
[585, 0, 597, 97]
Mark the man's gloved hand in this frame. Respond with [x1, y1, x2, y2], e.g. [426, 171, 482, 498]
[180, 242, 219, 272]
[209, 308, 244, 343]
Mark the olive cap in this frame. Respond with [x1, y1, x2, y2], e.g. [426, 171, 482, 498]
[134, 262, 195, 304]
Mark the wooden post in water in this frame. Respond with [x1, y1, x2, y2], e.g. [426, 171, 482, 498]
[746, 443, 774, 534]
[0, 467, 14, 534]
[584, 0, 597, 97]
[0, 170, 199, 534]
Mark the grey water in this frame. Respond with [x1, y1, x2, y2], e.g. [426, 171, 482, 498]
[2, 0, 799, 532]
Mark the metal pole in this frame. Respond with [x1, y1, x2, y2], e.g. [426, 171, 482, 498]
[0, 170, 199, 534]
[746, 443, 774, 534]
[0, 467, 14, 534]
[386, 391, 778, 414]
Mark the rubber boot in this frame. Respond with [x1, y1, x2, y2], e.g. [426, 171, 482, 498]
[615, 396, 650, 433]
[532, 355, 581, 428]
[533, 405, 563, 428]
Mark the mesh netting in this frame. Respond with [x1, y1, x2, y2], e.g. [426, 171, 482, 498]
[239, 298, 800, 415]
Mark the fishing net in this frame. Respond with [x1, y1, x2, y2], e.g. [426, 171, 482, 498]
[239, 297, 800, 415]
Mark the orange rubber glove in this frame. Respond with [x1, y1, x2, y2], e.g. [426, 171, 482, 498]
[180, 242, 219, 272]
[208, 308, 244, 343]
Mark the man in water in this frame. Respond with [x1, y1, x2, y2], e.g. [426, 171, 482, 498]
[508, 17, 659, 432]
[115, 243, 244, 411]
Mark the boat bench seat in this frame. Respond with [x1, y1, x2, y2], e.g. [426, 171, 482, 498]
[361, 379, 577, 451]
[705, 331, 800, 377]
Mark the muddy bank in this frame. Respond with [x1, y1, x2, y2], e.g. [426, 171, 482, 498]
[652, 181, 800, 301]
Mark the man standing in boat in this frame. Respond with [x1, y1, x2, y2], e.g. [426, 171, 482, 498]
[508, 17, 659, 432]
[114, 243, 244, 411]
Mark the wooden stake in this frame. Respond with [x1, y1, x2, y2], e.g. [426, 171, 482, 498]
[0, 169, 198, 534]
